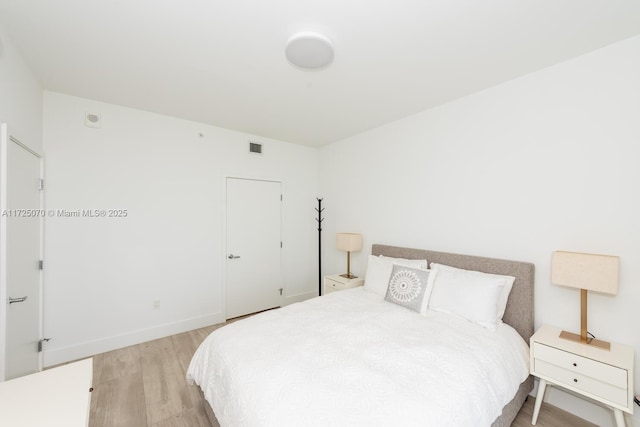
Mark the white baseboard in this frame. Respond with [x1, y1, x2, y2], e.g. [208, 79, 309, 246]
[283, 290, 317, 306]
[43, 312, 225, 367]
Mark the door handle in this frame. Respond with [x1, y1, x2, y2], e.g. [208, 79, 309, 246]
[228, 254, 241, 259]
[9, 296, 28, 304]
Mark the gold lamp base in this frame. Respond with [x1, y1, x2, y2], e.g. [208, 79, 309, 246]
[340, 250, 358, 279]
[557, 288, 611, 351]
[559, 330, 611, 351]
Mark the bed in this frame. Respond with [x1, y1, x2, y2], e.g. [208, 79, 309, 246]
[187, 244, 535, 426]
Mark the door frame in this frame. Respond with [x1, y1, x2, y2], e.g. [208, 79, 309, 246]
[222, 176, 285, 319]
[0, 124, 45, 381]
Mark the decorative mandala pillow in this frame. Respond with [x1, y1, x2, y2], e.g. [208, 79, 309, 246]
[364, 255, 428, 298]
[384, 265, 432, 312]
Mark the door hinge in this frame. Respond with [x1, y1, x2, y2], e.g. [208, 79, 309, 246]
[38, 260, 44, 270]
[38, 338, 51, 352]
[280, 241, 282, 248]
[38, 179, 44, 190]
[279, 288, 283, 296]
[280, 194, 282, 201]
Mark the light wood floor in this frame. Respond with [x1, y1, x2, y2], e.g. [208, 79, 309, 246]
[87, 322, 597, 427]
[512, 398, 597, 427]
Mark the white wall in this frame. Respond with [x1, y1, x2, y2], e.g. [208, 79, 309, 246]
[320, 35, 640, 426]
[42, 91, 319, 366]
[0, 25, 42, 152]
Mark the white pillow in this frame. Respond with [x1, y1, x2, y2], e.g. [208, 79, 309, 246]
[428, 263, 515, 330]
[364, 255, 428, 298]
[430, 263, 514, 321]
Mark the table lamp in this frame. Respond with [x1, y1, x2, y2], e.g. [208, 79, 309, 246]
[551, 251, 619, 351]
[336, 233, 362, 279]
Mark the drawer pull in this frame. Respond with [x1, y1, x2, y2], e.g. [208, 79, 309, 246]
[573, 378, 578, 383]
[573, 363, 577, 367]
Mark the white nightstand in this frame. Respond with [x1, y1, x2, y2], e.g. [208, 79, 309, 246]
[323, 274, 364, 294]
[0, 358, 93, 426]
[530, 325, 634, 427]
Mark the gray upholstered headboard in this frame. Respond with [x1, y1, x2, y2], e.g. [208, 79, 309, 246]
[372, 244, 535, 342]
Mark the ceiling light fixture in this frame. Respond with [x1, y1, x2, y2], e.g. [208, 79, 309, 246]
[285, 31, 334, 71]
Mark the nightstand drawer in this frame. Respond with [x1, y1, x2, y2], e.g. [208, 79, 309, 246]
[323, 275, 364, 295]
[325, 280, 345, 293]
[533, 343, 627, 388]
[534, 359, 627, 407]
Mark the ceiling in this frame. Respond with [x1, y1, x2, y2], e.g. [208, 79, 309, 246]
[1, 1, 639, 147]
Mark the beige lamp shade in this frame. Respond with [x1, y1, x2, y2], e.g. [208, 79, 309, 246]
[336, 233, 362, 252]
[551, 251, 619, 295]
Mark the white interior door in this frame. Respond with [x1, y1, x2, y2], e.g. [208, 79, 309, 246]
[1, 126, 43, 380]
[226, 178, 282, 319]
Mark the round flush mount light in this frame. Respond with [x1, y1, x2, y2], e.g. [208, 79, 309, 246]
[285, 31, 334, 71]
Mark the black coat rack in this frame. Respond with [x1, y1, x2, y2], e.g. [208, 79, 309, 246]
[315, 198, 324, 296]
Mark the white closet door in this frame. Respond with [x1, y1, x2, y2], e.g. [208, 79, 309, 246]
[2, 127, 43, 380]
[225, 178, 283, 319]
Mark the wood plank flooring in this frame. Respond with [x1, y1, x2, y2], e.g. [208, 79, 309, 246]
[87, 322, 597, 427]
[89, 324, 221, 427]
[513, 398, 597, 427]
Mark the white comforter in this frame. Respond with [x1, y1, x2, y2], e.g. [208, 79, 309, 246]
[187, 288, 530, 427]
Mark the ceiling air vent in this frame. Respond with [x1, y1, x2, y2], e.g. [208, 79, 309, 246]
[249, 142, 263, 154]
[85, 112, 102, 128]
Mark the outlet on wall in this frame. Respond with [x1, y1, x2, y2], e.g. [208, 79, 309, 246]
[153, 300, 160, 310]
